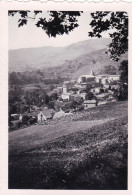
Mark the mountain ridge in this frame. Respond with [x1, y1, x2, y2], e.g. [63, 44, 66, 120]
[9, 38, 111, 72]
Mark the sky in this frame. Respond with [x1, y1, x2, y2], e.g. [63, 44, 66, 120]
[8, 11, 109, 50]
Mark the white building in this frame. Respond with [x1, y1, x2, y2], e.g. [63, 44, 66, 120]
[101, 77, 109, 85]
[62, 84, 68, 93]
[77, 70, 95, 83]
[91, 87, 101, 94]
[96, 74, 120, 84]
[61, 93, 71, 101]
[53, 109, 65, 119]
[37, 109, 55, 123]
[80, 93, 87, 100]
[83, 100, 97, 109]
[38, 111, 47, 123]
[108, 75, 120, 82]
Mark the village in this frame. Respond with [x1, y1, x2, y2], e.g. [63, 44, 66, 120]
[7, 9, 128, 190]
[9, 70, 120, 130]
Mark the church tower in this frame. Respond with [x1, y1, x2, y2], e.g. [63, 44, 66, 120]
[63, 84, 67, 93]
[90, 70, 95, 76]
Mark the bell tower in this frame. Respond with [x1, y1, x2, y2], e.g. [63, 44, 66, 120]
[63, 84, 67, 93]
[90, 70, 95, 76]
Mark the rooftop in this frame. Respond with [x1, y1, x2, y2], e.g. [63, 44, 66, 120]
[84, 100, 97, 104]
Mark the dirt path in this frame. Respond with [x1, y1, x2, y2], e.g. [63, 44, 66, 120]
[9, 118, 112, 155]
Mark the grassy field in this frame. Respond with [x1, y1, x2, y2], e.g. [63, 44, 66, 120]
[9, 101, 128, 189]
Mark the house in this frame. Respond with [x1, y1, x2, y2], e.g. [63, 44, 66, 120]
[110, 85, 119, 90]
[38, 109, 55, 123]
[74, 83, 87, 90]
[101, 77, 109, 85]
[10, 114, 22, 121]
[61, 92, 71, 101]
[98, 101, 107, 106]
[83, 100, 97, 109]
[96, 75, 103, 83]
[38, 112, 47, 123]
[96, 93, 109, 100]
[41, 109, 55, 119]
[53, 109, 66, 119]
[80, 92, 87, 100]
[63, 81, 75, 92]
[103, 84, 110, 89]
[77, 70, 95, 83]
[53, 108, 73, 119]
[108, 75, 120, 82]
[90, 87, 101, 94]
[95, 74, 120, 84]
[70, 94, 82, 102]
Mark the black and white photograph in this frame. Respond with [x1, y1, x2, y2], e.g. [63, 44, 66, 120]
[0, 1, 130, 192]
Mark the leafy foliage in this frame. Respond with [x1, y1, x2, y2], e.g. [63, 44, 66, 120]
[89, 11, 128, 61]
[36, 11, 81, 37]
[9, 71, 64, 85]
[18, 19, 28, 27]
[8, 11, 82, 37]
[24, 89, 49, 106]
[119, 60, 128, 84]
[118, 60, 128, 100]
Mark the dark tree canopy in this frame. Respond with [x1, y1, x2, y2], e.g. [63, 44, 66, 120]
[8, 11, 82, 37]
[118, 60, 128, 100]
[119, 60, 128, 84]
[89, 11, 128, 61]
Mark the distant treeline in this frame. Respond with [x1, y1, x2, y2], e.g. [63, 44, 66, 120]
[9, 70, 65, 86]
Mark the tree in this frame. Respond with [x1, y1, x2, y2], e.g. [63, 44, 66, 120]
[118, 60, 128, 100]
[89, 12, 128, 61]
[8, 11, 82, 37]
[9, 82, 24, 115]
[85, 92, 94, 100]
[24, 89, 49, 107]
[88, 12, 128, 101]
[9, 72, 22, 86]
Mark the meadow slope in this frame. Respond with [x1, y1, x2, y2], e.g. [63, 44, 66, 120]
[9, 101, 128, 189]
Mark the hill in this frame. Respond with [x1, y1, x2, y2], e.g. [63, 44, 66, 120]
[9, 38, 110, 72]
[9, 101, 128, 189]
[43, 48, 128, 80]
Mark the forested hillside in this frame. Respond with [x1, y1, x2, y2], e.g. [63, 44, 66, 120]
[54, 49, 128, 79]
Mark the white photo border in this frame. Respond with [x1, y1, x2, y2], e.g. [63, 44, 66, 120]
[0, 1, 132, 195]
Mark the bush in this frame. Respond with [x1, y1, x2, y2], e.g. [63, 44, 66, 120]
[28, 117, 37, 125]
[10, 121, 22, 131]
[118, 60, 128, 101]
[22, 114, 30, 125]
